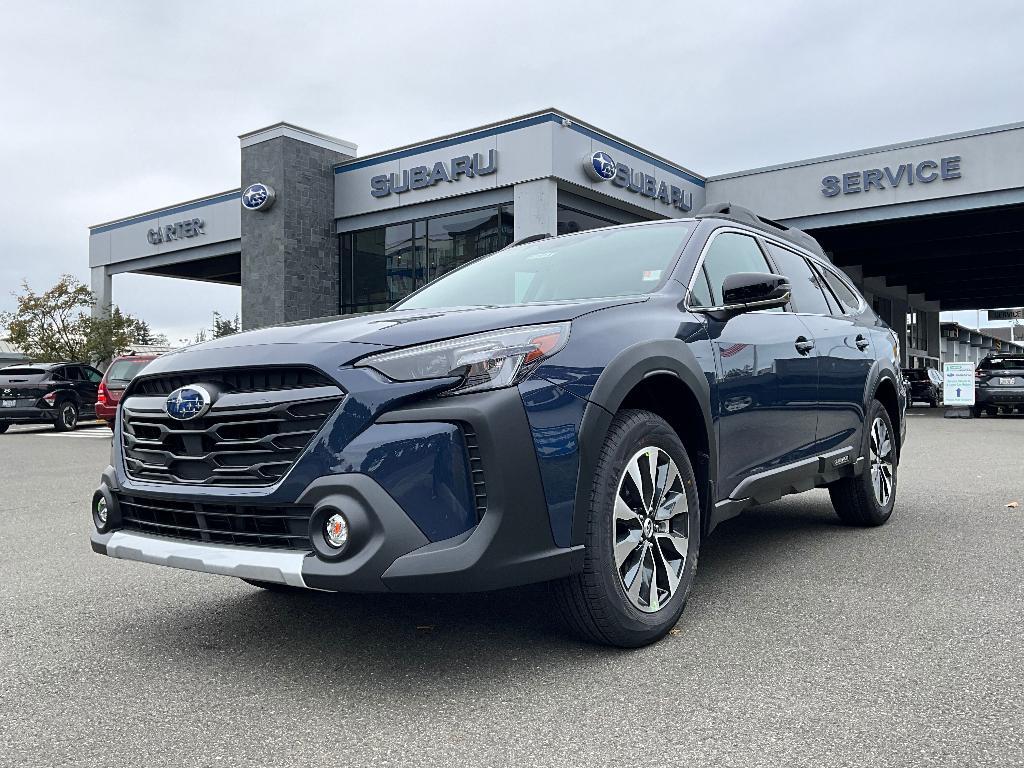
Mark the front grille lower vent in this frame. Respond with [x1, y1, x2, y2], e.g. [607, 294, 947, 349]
[117, 494, 313, 550]
[132, 366, 334, 397]
[122, 394, 343, 486]
[462, 425, 487, 520]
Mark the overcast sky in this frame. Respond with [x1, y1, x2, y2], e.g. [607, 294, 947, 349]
[2, 0, 1022, 341]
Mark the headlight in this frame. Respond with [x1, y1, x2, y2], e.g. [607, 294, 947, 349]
[356, 322, 571, 395]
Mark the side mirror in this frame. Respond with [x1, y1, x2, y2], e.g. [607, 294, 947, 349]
[714, 272, 791, 315]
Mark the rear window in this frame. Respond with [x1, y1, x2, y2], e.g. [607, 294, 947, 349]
[0, 367, 47, 376]
[979, 357, 1024, 370]
[105, 359, 151, 384]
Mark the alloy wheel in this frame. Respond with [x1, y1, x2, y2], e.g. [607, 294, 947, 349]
[612, 447, 689, 613]
[869, 416, 894, 506]
[62, 404, 77, 429]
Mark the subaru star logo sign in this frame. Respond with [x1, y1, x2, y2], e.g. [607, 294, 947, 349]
[241, 182, 276, 212]
[585, 151, 617, 181]
[164, 385, 213, 421]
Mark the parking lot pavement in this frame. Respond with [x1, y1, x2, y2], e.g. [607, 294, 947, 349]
[0, 408, 1021, 767]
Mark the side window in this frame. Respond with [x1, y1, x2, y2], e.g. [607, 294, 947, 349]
[764, 243, 832, 315]
[65, 366, 84, 381]
[50, 367, 66, 381]
[815, 264, 862, 314]
[84, 367, 102, 383]
[700, 232, 772, 306]
[688, 266, 713, 307]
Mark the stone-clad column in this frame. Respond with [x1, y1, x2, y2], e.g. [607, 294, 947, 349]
[239, 123, 356, 329]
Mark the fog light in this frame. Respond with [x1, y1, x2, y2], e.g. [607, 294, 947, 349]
[96, 496, 108, 525]
[325, 513, 349, 549]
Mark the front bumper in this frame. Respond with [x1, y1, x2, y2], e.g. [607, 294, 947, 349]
[92, 385, 582, 592]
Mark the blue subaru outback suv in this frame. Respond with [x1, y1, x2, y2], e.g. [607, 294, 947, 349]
[91, 203, 906, 647]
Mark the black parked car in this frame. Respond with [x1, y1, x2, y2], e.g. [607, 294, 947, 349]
[902, 367, 943, 407]
[0, 362, 103, 432]
[974, 354, 1024, 416]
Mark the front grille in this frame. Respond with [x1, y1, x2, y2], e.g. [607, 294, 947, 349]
[462, 425, 487, 520]
[132, 366, 334, 397]
[122, 395, 344, 486]
[117, 494, 313, 550]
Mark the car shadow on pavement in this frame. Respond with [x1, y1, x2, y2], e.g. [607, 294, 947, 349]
[114, 493, 847, 690]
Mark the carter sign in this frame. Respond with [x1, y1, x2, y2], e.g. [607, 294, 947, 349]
[147, 218, 205, 245]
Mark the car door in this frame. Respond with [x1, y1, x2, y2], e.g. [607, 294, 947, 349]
[81, 366, 102, 415]
[64, 366, 93, 416]
[765, 241, 874, 454]
[687, 229, 819, 500]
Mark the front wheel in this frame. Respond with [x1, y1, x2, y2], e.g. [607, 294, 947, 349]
[828, 399, 897, 526]
[53, 401, 79, 432]
[552, 409, 701, 647]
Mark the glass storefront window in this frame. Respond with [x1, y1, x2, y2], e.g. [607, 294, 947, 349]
[556, 205, 619, 236]
[340, 205, 512, 314]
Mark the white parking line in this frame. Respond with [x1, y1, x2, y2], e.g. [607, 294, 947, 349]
[5, 425, 111, 438]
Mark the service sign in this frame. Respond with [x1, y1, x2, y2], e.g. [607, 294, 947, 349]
[942, 362, 976, 406]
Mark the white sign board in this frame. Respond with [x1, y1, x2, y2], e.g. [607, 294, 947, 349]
[943, 362, 976, 406]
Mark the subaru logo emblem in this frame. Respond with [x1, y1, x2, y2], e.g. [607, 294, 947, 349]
[164, 385, 213, 421]
[241, 182, 276, 212]
[584, 151, 617, 181]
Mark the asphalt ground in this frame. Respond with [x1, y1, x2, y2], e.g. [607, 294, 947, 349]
[0, 409, 1021, 767]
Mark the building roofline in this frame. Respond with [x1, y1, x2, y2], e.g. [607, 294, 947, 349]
[709, 119, 1024, 181]
[89, 189, 241, 233]
[239, 121, 357, 155]
[332, 108, 706, 186]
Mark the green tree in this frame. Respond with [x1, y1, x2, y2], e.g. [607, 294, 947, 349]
[81, 306, 153, 365]
[212, 312, 240, 339]
[1, 275, 93, 361]
[1, 275, 158, 366]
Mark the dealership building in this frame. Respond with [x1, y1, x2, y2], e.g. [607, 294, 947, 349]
[88, 109, 1024, 367]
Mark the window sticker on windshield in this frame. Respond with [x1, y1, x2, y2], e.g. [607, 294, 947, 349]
[642, 270, 662, 282]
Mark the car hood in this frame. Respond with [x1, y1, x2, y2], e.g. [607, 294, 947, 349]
[142, 297, 646, 376]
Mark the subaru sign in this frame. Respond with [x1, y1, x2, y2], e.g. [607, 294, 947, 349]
[582, 151, 693, 212]
[242, 183, 276, 212]
[164, 385, 213, 421]
[370, 150, 498, 198]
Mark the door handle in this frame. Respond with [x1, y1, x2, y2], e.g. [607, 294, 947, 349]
[795, 336, 815, 355]
[855, 334, 870, 351]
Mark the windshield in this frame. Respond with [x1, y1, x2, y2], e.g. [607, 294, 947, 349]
[980, 357, 1024, 370]
[904, 370, 927, 381]
[395, 221, 695, 310]
[105, 358, 151, 384]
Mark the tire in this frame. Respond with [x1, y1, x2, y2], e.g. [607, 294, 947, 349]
[971, 405, 984, 418]
[241, 578, 304, 593]
[0, 422, 9, 434]
[828, 399, 897, 526]
[53, 401, 79, 432]
[929, 395, 938, 408]
[551, 409, 701, 648]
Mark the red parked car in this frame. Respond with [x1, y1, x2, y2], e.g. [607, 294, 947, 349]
[96, 354, 161, 427]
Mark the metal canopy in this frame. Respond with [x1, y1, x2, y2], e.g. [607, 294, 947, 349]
[809, 203, 1024, 311]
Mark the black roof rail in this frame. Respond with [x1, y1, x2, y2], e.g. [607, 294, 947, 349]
[696, 202, 828, 259]
[501, 232, 552, 250]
